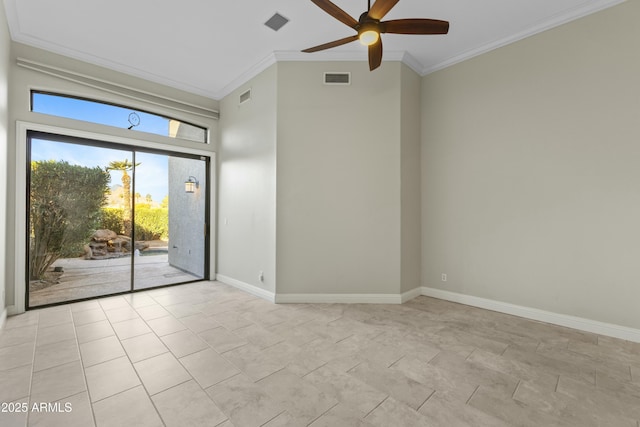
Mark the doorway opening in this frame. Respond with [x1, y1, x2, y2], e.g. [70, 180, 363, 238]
[26, 131, 210, 308]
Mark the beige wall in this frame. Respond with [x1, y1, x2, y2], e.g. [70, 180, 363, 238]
[421, 1, 640, 329]
[0, 4, 10, 320]
[5, 43, 218, 311]
[217, 65, 277, 293]
[275, 61, 403, 295]
[400, 64, 422, 294]
[218, 61, 424, 298]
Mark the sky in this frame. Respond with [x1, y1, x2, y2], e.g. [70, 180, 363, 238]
[31, 139, 169, 204]
[33, 92, 171, 136]
[30, 93, 171, 203]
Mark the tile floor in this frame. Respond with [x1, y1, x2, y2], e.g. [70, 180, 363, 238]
[1, 281, 639, 427]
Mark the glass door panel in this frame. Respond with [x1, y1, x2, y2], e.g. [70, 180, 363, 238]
[133, 153, 207, 290]
[28, 136, 133, 307]
[27, 131, 209, 308]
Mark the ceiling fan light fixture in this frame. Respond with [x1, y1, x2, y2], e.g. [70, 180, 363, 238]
[359, 29, 379, 46]
[302, 0, 450, 71]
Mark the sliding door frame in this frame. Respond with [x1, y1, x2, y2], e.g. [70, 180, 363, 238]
[13, 121, 216, 314]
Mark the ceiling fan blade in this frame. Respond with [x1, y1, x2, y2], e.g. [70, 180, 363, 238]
[302, 35, 359, 53]
[310, 0, 358, 28]
[368, 39, 383, 71]
[382, 18, 449, 35]
[368, 0, 399, 20]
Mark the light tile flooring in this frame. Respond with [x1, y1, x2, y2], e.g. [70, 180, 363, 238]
[1, 281, 639, 427]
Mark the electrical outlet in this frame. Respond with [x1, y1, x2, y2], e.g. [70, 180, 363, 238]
[441, 273, 447, 282]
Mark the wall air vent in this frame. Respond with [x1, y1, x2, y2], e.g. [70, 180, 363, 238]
[264, 13, 289, 32]
[239, 89, 251, 105]
[324, 72, 351, 85]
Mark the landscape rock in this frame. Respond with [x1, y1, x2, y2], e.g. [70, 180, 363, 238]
[92, 229, 118, 242]
[85, 230, 149, 260]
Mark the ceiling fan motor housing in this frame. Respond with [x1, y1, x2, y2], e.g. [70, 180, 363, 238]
[357, 12, 380, 33]
[357, 12, 381, 45]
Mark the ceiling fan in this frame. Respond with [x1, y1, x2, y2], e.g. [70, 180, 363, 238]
[302, 0, 449, 71]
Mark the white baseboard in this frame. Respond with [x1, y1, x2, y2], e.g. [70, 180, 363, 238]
[207, 279, 640, 343]
[209, 276, 418, 305]
[6, 305, 20, 316]
[0, 308, 6, 330]
[215, 275, 275, 303]
[275, 293, 404, 304]
[421, 287, 640, 344]
[401, 287, 422, 304]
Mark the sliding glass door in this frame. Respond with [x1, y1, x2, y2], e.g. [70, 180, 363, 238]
[133, 152, 207, 290]
[27, 131, 209, 308]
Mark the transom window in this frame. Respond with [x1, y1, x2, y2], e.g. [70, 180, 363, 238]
[31, 91, 208, 143]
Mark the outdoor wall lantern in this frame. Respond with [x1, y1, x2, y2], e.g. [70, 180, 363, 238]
[185, 176, 199, 193]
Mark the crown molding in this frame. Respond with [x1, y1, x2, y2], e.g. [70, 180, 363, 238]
[273, 49, 410, 64]
[4, 0, 626, 99]
[273, 50, 368, 62]
[10, 32, 221, 99]
[213, 52, 278, 100]
[421, 0, 627, 75]
[399, 52, 423, 76]
[213, 50, 418, 100]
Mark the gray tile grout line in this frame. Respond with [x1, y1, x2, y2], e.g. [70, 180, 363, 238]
[255, 366, 288, 384]
[135, 289, 267, 424]
[69, 305, 98, 427]
[465, 347, 477, 361]
[465, 385, 480, 405]
[117, 291, 177, 426]
[89, 383, 140, 406]
[301, 361, 329, 379]
[305, 401, 341, 426]
[511, 379, 522, 399]
[387, 355, 406, 369]
[77, 293, 165, 425]
[500, 343, 511, 356]
[387, 354, 405, 368]
[362, 395, 389, 420]
[416, 389, 436, 413]
[24, 311, 41, 427]
[147, 377, 193, 399]
[259, 410, 288, 427]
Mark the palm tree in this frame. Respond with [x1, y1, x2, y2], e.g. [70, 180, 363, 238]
[106, 159, 139, 236]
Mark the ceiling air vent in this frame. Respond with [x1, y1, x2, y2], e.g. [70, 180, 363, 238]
[324, 72, 351, 85]
[239, 89, 251, 104]
[264, 13, 289, 32]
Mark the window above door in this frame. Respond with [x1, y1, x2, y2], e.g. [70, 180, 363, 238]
[31, 91, 208, 144]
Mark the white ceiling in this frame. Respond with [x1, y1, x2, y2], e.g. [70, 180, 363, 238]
[3, 0, 624, 100]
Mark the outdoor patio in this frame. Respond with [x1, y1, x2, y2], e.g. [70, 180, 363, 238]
[29, 253, 202, 307]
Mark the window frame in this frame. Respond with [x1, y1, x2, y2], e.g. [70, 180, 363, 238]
[30, 90, 209, 144]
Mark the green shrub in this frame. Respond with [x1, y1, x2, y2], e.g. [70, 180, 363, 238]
[99, 205, 168, 241]
[30, 160, 110, 279]
[101, 207, 125, 235]
[134, 205, 168, 240]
